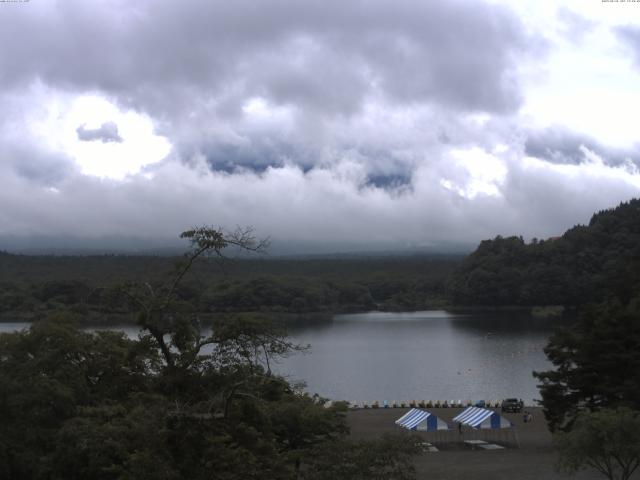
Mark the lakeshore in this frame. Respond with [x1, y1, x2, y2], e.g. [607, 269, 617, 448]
[347, 407, 607, 480]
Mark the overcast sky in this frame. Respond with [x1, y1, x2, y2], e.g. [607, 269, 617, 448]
[1, 0, 640, 253]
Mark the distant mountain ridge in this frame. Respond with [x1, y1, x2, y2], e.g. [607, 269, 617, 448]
[0, 234, 475, 257]
[448, 198, 640, 306]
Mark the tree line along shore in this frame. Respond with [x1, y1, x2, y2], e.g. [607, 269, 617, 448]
[1, 199, 639, 324]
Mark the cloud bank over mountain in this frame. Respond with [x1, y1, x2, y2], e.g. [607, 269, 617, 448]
[1, 0, 639, 252]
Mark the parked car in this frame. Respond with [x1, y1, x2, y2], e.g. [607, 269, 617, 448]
[475, 400, 486, 408]
[501, 398, 524, 413]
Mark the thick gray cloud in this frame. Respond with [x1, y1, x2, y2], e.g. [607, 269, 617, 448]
[0, 153, 637, 252]
[76, 122, 122, 143]
[0, 0, 536, 118]
[525, 127, 640, 168]
[617, 25, 640, 69]
[0, 91, 78, 185]
[0, 0, 546, 193]
[0, 142, 75, 185]
[0, 1, 638, 252]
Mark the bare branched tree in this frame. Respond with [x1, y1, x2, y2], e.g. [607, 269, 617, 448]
[120, 226, 269, 369]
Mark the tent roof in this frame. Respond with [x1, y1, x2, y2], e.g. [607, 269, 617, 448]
[395, 408, 449, 431]
[453, 406, 512, 429]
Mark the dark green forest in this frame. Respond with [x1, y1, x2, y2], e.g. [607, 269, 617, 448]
[520, 199, 640, 452]
[448, 198, 640, 307]
[0, 228, 419, 479]
[0, 253, 458, 323]
[2, 198, 640, 324]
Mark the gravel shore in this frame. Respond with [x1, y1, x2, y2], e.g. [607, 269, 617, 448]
[347, 407, 608, 480]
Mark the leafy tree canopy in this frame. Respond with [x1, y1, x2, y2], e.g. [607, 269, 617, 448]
[555, 407, 640, 480]
[0, 227, 417, 479]
[449, 198, 640, 306]
[534, 298, 640, 432]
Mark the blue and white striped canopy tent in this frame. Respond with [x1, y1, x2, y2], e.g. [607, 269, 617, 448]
[452, 406, 512, 429]
[395, 408, 450, 431]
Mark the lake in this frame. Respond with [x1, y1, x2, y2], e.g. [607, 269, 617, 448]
[0, 310, 555, 404]
[282, 310, 555, 404]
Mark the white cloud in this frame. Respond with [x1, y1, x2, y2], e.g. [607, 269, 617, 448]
[0, 0, 639, 251]
[443, 148, 508, 198]
[26, 90, 171, 180]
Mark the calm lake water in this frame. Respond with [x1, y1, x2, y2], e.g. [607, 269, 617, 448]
[0, 310, 555, 404]
[281, 310, 555, 404]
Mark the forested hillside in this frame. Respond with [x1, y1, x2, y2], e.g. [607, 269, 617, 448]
[0, 253, 459, 322]
[3, 199, 639, 319]
[448, 199, 640, 306]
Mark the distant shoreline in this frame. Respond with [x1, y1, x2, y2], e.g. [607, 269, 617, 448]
[0, 305, 569, 324]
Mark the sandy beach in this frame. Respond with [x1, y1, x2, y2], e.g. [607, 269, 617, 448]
[347, 407, 610, 480]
